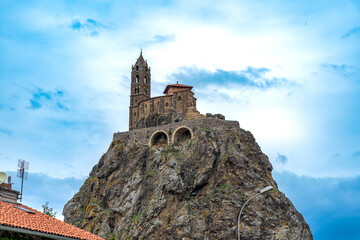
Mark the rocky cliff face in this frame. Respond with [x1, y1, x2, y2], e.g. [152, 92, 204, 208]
[63, 120, 313, 240]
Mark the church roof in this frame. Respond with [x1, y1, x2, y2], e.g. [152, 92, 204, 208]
[135, 50, 147, 66]
[163, 84, 193, 94]
[0, 200, 104, 240]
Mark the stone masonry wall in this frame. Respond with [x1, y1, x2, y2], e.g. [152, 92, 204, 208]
[114, 118, 239, 146]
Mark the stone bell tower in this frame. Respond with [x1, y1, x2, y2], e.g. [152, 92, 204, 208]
[129, 51, 151, 130]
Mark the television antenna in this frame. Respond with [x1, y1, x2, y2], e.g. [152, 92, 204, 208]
[17, 159, 29, 202]
[0, 172, 7, 184]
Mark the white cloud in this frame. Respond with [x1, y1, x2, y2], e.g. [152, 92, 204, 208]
[1, 0, 360, 179]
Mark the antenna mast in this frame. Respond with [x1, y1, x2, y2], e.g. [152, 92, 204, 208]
[17, 159, 29, 202]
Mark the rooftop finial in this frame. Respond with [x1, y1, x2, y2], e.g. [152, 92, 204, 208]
[140, 48, 142, 55]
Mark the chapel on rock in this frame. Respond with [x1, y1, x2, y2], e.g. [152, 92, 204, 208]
[129, 51, 206, 130]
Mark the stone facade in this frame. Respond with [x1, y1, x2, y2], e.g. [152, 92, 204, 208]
[129, 52, 201, 130]
[116, 118, 239, 146]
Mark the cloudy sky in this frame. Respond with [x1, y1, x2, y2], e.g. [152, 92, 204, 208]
[1, 0, 360, 239]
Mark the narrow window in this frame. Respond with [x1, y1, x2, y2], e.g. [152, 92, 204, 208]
[136, 65, 139, 71]
[145, 89, 148, 95]
[178, 96, 182, 101]
[136, 75, 139, 83]
[166, 102, 169, 106]
[144, 76, 147, 83]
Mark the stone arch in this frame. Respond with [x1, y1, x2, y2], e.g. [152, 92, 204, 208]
[172, 126, 193, 145]
[149, 130, 170, 147]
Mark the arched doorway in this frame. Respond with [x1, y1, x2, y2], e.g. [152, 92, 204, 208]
[149, 130, 169, 147]
[172, 126, 193, 145]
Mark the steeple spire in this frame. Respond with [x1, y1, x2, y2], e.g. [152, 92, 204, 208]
[135, 50, 146, 66]
[129, 51, 151, 130]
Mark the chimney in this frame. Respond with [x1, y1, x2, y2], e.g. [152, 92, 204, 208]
[0, 175, 19, 203]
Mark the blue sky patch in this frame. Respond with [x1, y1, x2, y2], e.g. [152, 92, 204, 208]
[274, 171, 360, 240]
[0, 128, 13, 136]
[276, 153, 288, 164]
[169, 66, 291, 89]
[342, 26, 360, 38]
[138, 34, 176, 47]
[352, 151, 360, 158]
[70, 18, 105, 36]
[27, 88, 68, 110]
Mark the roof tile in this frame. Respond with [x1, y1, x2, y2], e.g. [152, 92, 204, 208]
[0, 200, 104, 240]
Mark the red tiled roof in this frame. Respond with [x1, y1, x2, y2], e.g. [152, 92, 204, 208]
[163, 84, 193, 94]
[0, 200, 103, 240]
[172, 89, 194, 94]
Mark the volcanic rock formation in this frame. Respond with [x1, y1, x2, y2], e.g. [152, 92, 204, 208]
[63, 119, 313, 240]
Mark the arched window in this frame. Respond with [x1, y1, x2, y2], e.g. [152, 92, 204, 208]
[136, 75, 139, 83]
[144, 76, 147, 83]
[145, 89, 148, 95]
[136, 65, 139, 71]
[135, 87, 140, 94]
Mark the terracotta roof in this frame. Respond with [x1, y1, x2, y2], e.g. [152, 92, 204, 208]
[0, 200, 103, 240]
[163, 84, 193, 94]
[172, 89, 194, 94]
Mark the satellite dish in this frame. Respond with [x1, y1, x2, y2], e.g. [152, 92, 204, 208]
[0, 172, 7, 184]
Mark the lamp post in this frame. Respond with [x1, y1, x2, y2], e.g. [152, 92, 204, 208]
[237, 186, 273, 240]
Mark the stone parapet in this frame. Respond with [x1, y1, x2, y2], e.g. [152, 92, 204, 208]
[113, 118, 240, 146]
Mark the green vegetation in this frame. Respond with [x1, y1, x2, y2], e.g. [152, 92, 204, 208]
[206, 184, 243, 201]
[131, 212, 142, 222]
[42, 201, 57, 217]
[146, 169, 158, 177]
[187, 138, 194, 146]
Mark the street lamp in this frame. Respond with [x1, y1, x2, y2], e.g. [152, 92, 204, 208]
[237, 186, 273, 240]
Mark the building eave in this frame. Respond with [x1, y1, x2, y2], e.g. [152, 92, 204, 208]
[0, 225, 79, 240]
